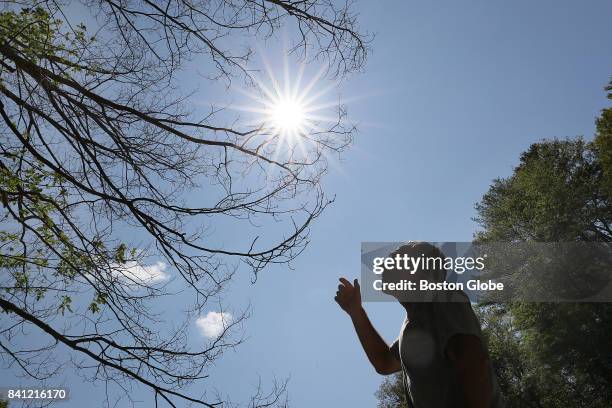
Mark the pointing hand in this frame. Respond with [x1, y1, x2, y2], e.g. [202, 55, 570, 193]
[334, 277, 362, 316]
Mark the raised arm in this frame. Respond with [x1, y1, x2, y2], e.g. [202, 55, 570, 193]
[334, 278, 401, 375]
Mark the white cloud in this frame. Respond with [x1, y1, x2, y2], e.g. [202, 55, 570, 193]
[112, 260, 169, 285]
[195, 311, 233, 338]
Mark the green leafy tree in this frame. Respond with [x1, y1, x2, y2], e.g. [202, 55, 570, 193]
[476, 304, 588, 408]
[376, 373, 409, 408]
[594, 79, 612, 194]
[474, 81, 612, 408]
[0, 2, 369, 407]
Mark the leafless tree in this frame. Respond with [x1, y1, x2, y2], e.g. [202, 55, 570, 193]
[0, 1, 370, 406]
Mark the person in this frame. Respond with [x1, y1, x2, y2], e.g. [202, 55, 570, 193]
[335, 242, 503, 408]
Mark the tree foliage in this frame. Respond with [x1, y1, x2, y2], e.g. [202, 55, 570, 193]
[474, 81, 612, 408]
[594, 79, 612, 195]
[375, 373, 409, 408]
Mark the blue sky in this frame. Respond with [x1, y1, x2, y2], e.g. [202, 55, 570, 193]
[3, 0, 612, 407]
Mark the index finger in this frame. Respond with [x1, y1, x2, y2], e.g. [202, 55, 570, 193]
[339, 277, 353, 289]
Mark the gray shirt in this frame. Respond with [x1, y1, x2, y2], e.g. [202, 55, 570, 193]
[390, 292, 504, 408]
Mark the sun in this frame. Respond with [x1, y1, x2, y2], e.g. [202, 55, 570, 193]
[267, 96, 306, 133]
[230, 57, 344, 154]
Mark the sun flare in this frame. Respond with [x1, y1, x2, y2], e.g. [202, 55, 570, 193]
[232, 59, 341, 146]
